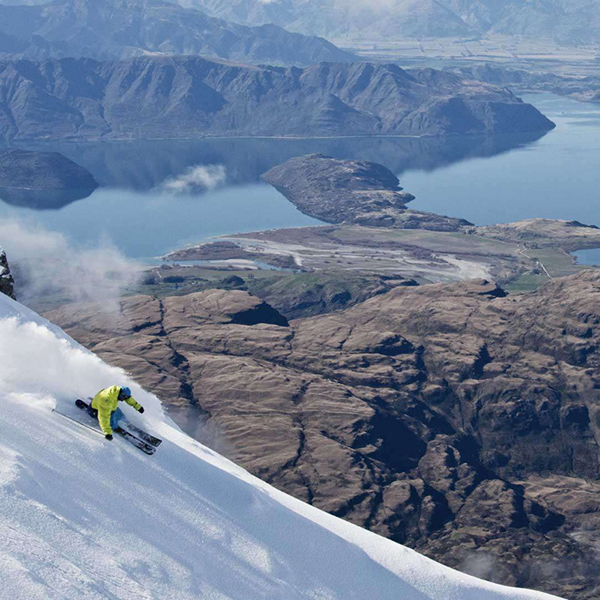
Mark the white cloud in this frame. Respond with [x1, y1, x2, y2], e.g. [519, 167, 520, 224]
[0, 219, 141, 307]
[160, 164, 227, 194]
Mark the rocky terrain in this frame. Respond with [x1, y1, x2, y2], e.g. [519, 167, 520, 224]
[0, 59, 555, 141]
[0, 247, 14, 299]
[46, 270, 600, 599]
[262, 154, 471, 231]
[0, 0, 352, 66]
[180, 0, 600, 44]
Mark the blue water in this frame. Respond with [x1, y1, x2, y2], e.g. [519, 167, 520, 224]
[0, 185, 321, 259]
[403, 94, 600, 227]
[573, 249, 600, 266]
[0, 93, 598, 261]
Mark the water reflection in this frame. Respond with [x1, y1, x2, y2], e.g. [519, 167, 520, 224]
[0, 131, 548, 209]
[0, 187, 96, 210]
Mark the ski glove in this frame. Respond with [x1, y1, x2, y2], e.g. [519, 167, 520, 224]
[138, 407, 145, 414]
[105, 434, 113, 441]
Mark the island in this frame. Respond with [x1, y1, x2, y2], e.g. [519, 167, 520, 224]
[0, 150, 98, 191]
[262, 154, 471, 231]
[0, 150, 98, 209]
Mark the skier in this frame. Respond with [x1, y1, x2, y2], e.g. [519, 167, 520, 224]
[87, 385, 145, 441]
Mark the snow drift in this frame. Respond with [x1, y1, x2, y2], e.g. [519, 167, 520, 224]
[0, 292, 562, 600]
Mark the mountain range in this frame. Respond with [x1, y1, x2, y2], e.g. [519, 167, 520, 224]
[181, 0, 600, 44]
[0, 56, 555, 141]
[0, 0, 353, 66]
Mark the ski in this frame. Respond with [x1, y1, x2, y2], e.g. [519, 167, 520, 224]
[117, 421, 162, 448]
[74, 399, 159, 455]
[115, 428, 156, 455]
[53, 408, 104, 436]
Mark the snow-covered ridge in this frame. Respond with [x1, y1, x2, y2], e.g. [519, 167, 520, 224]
[0, 293, 562, 600]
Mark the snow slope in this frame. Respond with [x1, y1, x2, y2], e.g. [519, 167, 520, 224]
[0, 292, 563, 600]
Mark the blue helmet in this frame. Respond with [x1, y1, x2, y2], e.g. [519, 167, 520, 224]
[118, 386, 132, 400]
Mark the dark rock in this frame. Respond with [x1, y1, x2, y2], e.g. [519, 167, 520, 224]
[230, 301, 289, 327]
[221, 275, 245, 287]
[0, 247, 15, 299]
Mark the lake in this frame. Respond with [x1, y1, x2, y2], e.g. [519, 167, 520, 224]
[0, 93, 598, 262]
[403, 94, 600, 228]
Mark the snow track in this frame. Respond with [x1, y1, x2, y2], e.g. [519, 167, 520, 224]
[0, 293, 562, 600]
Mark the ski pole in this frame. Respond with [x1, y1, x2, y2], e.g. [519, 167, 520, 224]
[52, 408, 104, 436]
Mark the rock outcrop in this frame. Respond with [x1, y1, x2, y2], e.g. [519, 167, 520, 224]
[47, 270, 600, 599]
[263, 153, 414, 221]
[0, 247, 15, 299]
[0, 59, 556, 141]
[262, 154, 471, 231]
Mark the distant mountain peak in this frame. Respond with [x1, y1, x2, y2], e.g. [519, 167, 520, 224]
[0, 0, 356, 65]
[176, 0, 600, 44]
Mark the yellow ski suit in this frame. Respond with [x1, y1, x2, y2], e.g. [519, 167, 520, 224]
[92, 386, 142, 435]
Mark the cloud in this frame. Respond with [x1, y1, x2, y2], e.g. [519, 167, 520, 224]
[160, 164, 227, 194]
[459, 552, 496, 580]
[0, 316, 165, 427]
[0, 219, 141, 309]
